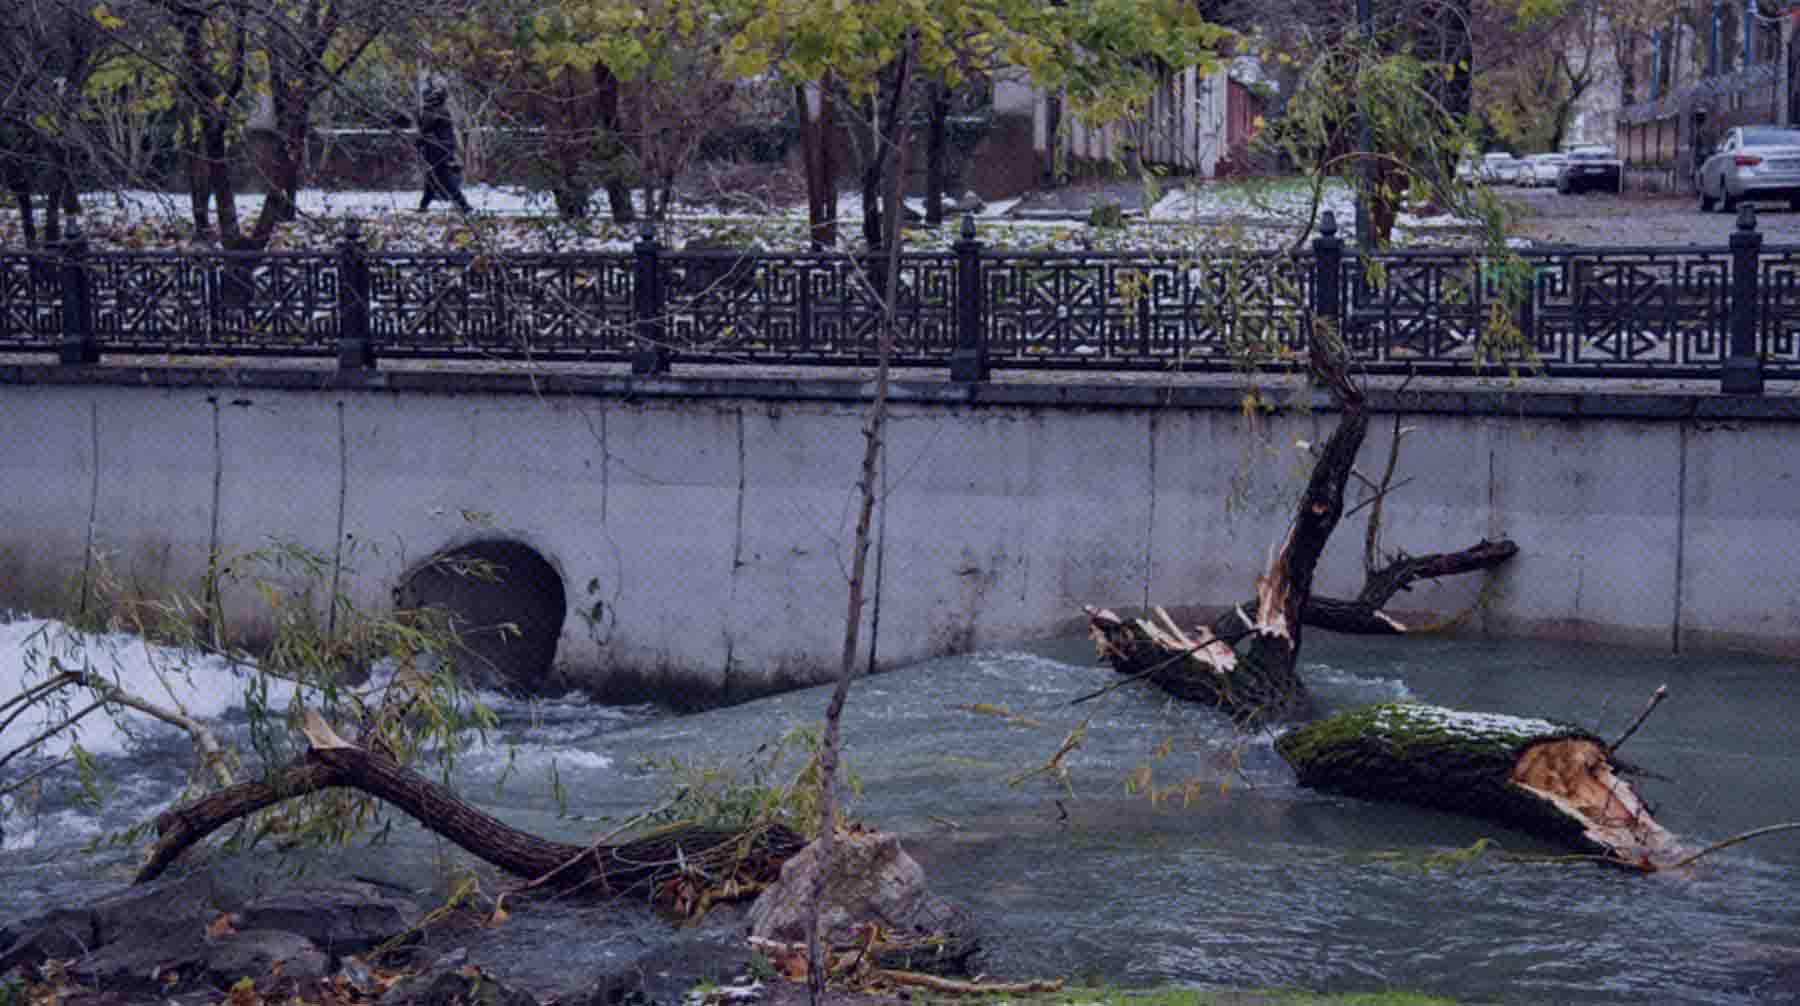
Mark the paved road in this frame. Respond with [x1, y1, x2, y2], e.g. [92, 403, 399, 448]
[1505, 187, 1800, 247]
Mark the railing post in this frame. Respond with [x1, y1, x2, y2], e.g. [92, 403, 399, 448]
[57, 220, 97, 365]
[950, 209, 988, 382]
[1723, 203, 1765, 394]
[336, 220, 375, 371]
[633, 223, 670, 375]
[1312, 210, 1343, 347]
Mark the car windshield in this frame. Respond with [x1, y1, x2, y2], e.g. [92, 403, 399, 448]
[1743, 128, 1800, 146]
[1569, 150, 1613, 160]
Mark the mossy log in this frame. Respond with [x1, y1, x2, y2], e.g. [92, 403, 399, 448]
[1276, 702, 1681, 868]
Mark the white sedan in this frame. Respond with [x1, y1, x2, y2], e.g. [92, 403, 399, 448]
[1478, 152, 1524, 185]
[1522, 153, 1568, 187]
[1696, 125, 1800, 212]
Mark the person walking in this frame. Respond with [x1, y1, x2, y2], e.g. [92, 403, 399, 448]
[415, 86, 471, 213]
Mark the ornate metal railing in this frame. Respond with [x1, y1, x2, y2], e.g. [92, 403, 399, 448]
[0, 252, 66, 351]
[1342, 245, 1740, 376]
[980, 250, 1313, 368]
[655, 250, 957, 365]
[82, 251, 343, 356]
[4, 209, 1793, 392]
[367, 252, 634, 359]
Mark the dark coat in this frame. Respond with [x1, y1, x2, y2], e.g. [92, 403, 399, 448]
[416, 110, 458, 169]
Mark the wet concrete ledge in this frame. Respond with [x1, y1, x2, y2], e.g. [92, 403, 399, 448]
[4, 360, 1799, 421]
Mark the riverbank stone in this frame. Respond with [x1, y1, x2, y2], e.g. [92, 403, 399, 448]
[236, 879, 422, 955]
[0, 868, 421, 1001]
[203, 928, 330, 991]
[380, 962, 542, 1006]
[584, 931, 754, 1006]
[0, 870, 237, 980]
[747, 830, 978, 974]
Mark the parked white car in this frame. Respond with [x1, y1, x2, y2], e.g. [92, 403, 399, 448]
[1696, 125, 1800, 212]
[1479, 152, 1524, 185]
[1523, 153, 1568, 187]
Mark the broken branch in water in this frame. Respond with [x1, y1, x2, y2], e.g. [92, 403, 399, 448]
[1607, 684, 1668, 757]
[870, 970, 1064, 995]
[1668, 822, 1800, 869]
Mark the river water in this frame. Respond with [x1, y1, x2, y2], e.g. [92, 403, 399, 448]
[0, 617, 1795, 1005]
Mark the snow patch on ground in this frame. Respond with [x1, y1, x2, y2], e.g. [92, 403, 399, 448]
[7, 179, 1490, 257]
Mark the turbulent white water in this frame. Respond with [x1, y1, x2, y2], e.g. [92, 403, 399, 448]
[0, 617, 295, 759]
[0, 615, 649, 852]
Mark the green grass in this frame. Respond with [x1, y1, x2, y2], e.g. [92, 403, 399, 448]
[1060, 988, 1462, 1006]
[907, 985, 1484, 1006]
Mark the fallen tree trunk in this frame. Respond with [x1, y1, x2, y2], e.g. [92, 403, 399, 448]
[1085, 605, 1311, 724]
[138, 711, 804, 904]
[1275, 702, 1681, 868]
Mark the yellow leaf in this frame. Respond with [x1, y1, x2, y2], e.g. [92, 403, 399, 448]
[205, 912, 240, 941]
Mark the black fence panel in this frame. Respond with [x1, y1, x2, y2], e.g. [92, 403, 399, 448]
[86, 251, 341, 356]
[981, 251, 1314, 369]
[1345, 246, 1751, 378]
[653, 251, 958, 365]
[0, 253, 62, 351]
[367, 253, 635, 360]
[1757, 245, 1800, 375]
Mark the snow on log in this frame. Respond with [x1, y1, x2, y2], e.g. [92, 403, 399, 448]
[1085, 605, 1311, 726]
[1275, 703, 1681, 868]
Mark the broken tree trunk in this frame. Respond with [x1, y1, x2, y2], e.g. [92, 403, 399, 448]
[1215, 538, 1520, 637]
[138, 710, 804, 904]
[1275, 702, 1681, 869]
[1086, 605, 1311, 724]
[1086, 328, 1369, 726]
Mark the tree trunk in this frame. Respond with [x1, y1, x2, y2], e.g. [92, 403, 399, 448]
[262, 53, 304, 228]
[1085, 267, 1368, 726]
[5, 143, 36, 245]
[136, 711, 805, 904]
[1276, 702, 1682, 869]
[861, 90, 884, 249]
[1042, 91, 1062, 189]
[925, 79, 948, 228]
[796, 82, 837, 248]
[183, 117, 212, 238]
[598, 64, 635, 225]
[810, 35, 919, 1006]
[207, 121, 246, 248]
[11, 182, 35, 246]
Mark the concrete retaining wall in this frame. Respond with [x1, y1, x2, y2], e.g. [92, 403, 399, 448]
[1, 368, 1795, 705]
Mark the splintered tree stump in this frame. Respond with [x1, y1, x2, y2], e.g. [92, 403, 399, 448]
[1275, 702, 1681, 868]
[1085, 605, 1311, 726]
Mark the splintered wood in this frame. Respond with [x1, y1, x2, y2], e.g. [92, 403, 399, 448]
[1085, 605, 1234, 675]
[1510, 738, 1679, 867]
